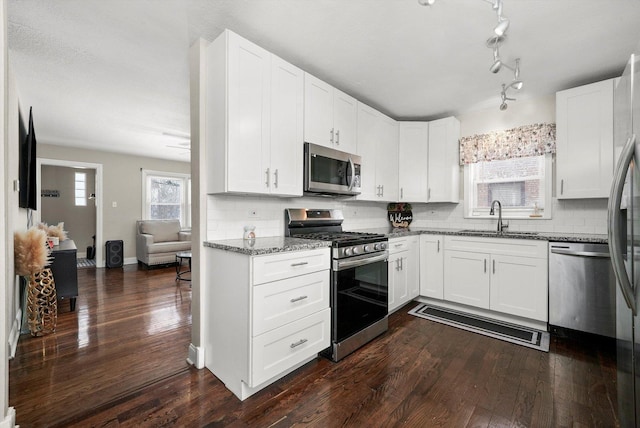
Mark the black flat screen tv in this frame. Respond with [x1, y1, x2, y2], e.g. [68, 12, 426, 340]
[18, 106, 37, 210]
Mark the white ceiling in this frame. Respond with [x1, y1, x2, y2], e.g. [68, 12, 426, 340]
[8, 0, 640, 162]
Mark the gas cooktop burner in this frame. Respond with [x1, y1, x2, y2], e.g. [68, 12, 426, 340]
[294, 231, 385, 243]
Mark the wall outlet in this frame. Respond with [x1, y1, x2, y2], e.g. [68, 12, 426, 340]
[248, 209, 259, 218]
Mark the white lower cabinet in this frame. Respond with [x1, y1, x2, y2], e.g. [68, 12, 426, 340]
[442, 236, 548, 322]
[419, 234, 444, 299]
[388, 236, 419, 313]
[205, 247, 330, 400]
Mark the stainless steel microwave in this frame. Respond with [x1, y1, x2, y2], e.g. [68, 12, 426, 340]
[304, 143, 362, 196]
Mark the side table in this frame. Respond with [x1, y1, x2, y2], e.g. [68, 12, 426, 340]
[175, 251, 192, 282]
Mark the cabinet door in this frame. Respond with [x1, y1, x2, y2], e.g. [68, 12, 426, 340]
[303, 73, 334, 148]
[444, 250, 490, 309]
[419, 235, 444, 299]
[428, 117, 460, 203]
[398, 122, 429, 202]
[356, 102, 380, 201]
[490, 254, 548, 321]
[332, 89, 358, 153]
[269, 55, 304, 196]
[227, 32, 271, 193]
[388, 251, 408, 313]
[406, 240, 419, 301]
[556, 79, 613, 199]
[376, 113, 399, 201]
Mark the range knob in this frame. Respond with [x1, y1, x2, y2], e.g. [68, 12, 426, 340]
[352, 246, 360, 255]
[379, 242, 387, 250]
[344, 248, 352, 257]
[364, 245, 372, 252]
[374, 243, 381, 251]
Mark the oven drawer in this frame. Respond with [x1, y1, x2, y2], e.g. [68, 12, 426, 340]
[252, 248, 330, 285]
[252, 270, 329, 336]
[250, 308, 330, 387]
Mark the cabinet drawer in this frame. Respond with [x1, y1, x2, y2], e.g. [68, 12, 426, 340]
[253, 248, 330, 285]
[252, 270, 329, 335]
[389, 235, 418, 254]
[250, 308, 330, 387]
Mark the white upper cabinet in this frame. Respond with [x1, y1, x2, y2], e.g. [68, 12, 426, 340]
[427, 117, 460, 203]
[356, 102, 398, 202]
[398, 122, 429, 202]
[304, 73, 357, 153]
[556, 78, 614, 199]
[206, 30, 303, 197]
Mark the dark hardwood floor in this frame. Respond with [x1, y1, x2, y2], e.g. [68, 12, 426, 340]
[10, 265, 619, 427]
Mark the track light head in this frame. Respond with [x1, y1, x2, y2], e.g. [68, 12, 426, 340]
[500, 102, 508, 111]
[508, 80, 523, 90]
[494, 18, 510, 36]
[490, 60, 502, 73]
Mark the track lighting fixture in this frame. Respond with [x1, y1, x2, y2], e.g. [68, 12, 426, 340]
[418, 0, 524, 110]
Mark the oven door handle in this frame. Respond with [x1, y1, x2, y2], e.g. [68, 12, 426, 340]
[333, 252, 388, 271]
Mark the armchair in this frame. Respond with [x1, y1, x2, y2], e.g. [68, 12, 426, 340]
[136, 220, 191, 268]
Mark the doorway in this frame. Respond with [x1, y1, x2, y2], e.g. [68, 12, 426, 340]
[36, 158, 104, 267]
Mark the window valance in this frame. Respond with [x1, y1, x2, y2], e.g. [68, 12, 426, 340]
[459, 123, 556, 165]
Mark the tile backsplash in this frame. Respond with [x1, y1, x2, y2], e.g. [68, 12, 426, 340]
[206, 194, 608, 240]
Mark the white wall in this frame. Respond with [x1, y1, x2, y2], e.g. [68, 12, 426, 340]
[206, 94, 607, 240]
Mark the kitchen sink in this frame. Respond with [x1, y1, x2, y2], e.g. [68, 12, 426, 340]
[458, 229, 539, 237]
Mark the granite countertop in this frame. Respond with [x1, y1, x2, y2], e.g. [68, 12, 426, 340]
[204, 236, 331, 256]
[352, 227, 608, 244]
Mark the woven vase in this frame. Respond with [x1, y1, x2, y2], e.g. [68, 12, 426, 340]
[26, 268, 57, 336]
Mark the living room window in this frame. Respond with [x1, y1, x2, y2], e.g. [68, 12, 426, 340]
[74, 172, 87, 206]
[142, 170, 191, 227]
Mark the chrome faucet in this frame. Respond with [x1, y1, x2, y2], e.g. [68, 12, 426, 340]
[490, 200, 508, 233]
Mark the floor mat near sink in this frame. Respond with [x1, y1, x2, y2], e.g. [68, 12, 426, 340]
[408, 303, 550, 352]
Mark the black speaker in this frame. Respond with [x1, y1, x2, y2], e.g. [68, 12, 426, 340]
[105, 240, 123, 268]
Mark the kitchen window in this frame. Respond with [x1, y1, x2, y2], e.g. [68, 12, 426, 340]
[464, 153, 552, 219]
[459, 123, 556, 220]
[74, 172, 87, 206]
[141, 170, 191, 227]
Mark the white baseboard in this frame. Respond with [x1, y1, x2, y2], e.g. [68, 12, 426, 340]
[124, 257, 138, 265]
[8, 308, 22, 359]
[0, 407, 16, 428]
[187, 343, 204, 369]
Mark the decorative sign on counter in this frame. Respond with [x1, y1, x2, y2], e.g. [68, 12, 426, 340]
[387, 203, 413, 228]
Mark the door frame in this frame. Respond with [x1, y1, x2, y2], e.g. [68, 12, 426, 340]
[36, 158, 104, 268]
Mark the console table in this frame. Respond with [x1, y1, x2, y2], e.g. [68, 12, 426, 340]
[50, 239, 78, 311]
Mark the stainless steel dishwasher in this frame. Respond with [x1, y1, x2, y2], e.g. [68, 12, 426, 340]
[548, 242, 616, 338]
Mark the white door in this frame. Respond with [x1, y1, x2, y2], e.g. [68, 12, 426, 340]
[444, 250, 490, 309]
[419, 235, 444, 299]
[269, 55, 303, 196]
[398, 122, 429, 202]
[303, 73, 334, 148]
[227, 32, 271, 193]
[490, 254, 548, 321]
[332, 89, 358, 153]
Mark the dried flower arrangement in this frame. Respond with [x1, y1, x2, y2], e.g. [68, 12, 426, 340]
[36, 221, 68, 241]
[14, 227, 51, 277]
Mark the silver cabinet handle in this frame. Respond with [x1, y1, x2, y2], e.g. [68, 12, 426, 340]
[428, 188, 431, 200]
[380, 185, 384, 197]
[330, 128, 335, 144]
[484, 259, 487, 273]
[492, 259, 495, 274]
[437, 240, 440, 253]
[400, 257, 403, 270]
[290, 295, 308, 303]
[273, 169, 279, 188]
[336, 129, 340, 145]
[290, 338, 308, 349]
[265, 168, 270, 187]
[609, 133, 637, 315]
[560, 179, 564, 195]
[401, 188, 404, 199]
[290, 262, 309, 267]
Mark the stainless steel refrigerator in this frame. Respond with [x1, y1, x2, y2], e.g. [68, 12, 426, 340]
[609, 41, 640, 427]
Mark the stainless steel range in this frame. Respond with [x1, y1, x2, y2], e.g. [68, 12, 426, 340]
[285, 208, 389, 361]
